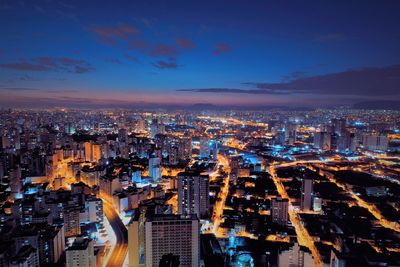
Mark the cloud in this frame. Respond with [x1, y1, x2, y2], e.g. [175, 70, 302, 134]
[148, 44, 177, 57]
[15, 75, 41, 81]
[213, 43, 231, 56]
[106, 58, 123, 65]
[153, 58, 178, 69]
[90, 25, 140, 45]
[281, 71, 308, 82]
[124, 54, 140, 63]
[177, 88, 289, 95]
[176, 38, 195, 49]
[0, 87, 41, 91]
[0, 62, 50, 71]
[245, 64, 400, 96]
[0, 57, 94, 73]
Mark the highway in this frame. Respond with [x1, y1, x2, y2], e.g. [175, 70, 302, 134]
[102, 199, 128, 267]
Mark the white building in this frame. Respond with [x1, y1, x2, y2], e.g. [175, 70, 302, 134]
[144, 214, 200, 267]
[313, 197, 322, 212]
[66, 238, 96, 267]
[278, 243, 314, 267]
[80, 197, 103, 223]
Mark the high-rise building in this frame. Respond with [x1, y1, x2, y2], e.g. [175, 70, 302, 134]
[331, 118, 347, 135]
[177, 172, 210, 218]
[84, 141, 92, 162]
[178, 137, 192, 160]
[118, 128, 128, 143]
[314, 131, 331, 151]
[168, 146, 179, 165]
[199, 136, 210, 158]
[66, 238, 96, 267]
[271, 197, 288, 225]
[284, 122, 297, 145]
[10, 245, 40, 267]
[144, 214, 200, 267]
[9, 166, 22, 200]
[63, 205, 81, 237]
[149, 157, 162, 181]
[362, 134, 389, 151]
[84, 141, 101, 162]
[13, 224, 65, 265]
[136, 116, 145, 132]
[211, 141, 218, 160]
[301, 178, 313, 212]
[151, 120, 166, 138]
[132, 169, 142, 183]
[337, 130, 354, 152]
[81, 197, 103, 223]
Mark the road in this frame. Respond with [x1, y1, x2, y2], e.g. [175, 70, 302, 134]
[102, 199, 128, 267]
[315, 167, 400, 233]
[269, 164, 323, 267]
[210, 154, 231, 238]
[269, 158, 400, 266]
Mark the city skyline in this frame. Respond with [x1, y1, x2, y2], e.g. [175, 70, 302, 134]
[1, 0, 400, 108]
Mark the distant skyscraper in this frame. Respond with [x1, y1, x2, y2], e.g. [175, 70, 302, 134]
[150, 120, 158, 138]
[178, 137, 192, 160]
[168, 145, 179, 165]
[144, 214, 200, 267]
[337, 130, 353, 152]
[211, 141, 218, 160]
[137, 115, 146, 132]
[271, 197, 288, 225]
[314, 131, 331, 151]
[301, 178, 313, 212]
[149, 157, 162, 181]
[150, 120, 166, 138]
[9, 166, 22, 200]
[199, 136, 210, 158]
[331, 118, 347, 135]
[362, 134, 389, 151]
[284, 122, 297, 145]
[118, 128, 128, 143]
[84, 141, 101, 162]
[178, 172, 210, 218]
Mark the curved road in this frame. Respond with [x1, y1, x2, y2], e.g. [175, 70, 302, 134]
[103, 200, 128, 267]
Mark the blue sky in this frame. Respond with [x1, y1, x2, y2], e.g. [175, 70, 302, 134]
[1, 0, 400, 107]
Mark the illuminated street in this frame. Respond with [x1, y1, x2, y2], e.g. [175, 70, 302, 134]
[101, 195, 128, 267]
[269, 164, 323, 267]
[210, 154, 231, 238]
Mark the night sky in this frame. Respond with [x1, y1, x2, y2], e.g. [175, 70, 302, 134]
[1, 0, 400, 108]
